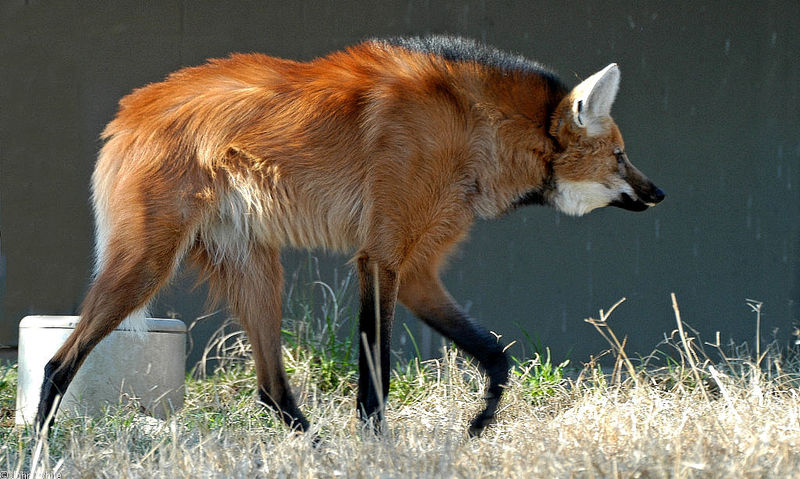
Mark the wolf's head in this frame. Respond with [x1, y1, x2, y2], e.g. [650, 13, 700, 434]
[548, 64, 665, 216]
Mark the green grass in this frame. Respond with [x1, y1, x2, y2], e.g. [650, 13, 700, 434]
[511, 349, 569, 403]
[3, 281, 800, 477]
[0, 363, 17, 429]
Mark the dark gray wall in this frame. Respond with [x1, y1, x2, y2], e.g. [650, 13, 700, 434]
[2, 1, 799, 367]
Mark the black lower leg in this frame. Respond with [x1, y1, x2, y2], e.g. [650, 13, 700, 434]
[421, 306, 510, 437]
[357, 303, 393, 426]
[356, 259, 396, 429]
[35, 357, 79, 432]
[35, 363, 63, 432]
[258, 389, 310, 432]
[34, 336, 102, 433]
[467, 348, 509, 436]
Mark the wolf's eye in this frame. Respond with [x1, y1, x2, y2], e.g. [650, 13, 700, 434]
[613, 148, 625, 164]
[613, 148, 627, 177]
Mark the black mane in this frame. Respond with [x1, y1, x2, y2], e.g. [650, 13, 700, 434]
[375, 35, 563, 86]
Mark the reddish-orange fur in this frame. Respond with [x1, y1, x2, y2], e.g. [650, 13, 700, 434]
[36, 37, 663, 435]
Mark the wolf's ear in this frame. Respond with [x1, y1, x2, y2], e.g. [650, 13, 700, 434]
[571, 63, 620, 136]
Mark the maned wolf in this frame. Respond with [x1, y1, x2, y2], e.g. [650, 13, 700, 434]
[36, 36, 664, 436]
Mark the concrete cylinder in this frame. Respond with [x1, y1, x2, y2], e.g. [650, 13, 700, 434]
[15, 315, 186, 426]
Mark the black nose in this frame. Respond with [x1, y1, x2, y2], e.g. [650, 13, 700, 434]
[653, 187, 666, 203]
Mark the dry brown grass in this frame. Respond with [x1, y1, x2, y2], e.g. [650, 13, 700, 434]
[3, 293, 800, 478]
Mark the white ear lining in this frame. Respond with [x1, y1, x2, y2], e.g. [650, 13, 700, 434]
[571, 63, 620, 135]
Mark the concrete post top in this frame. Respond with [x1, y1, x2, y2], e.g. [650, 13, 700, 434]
[18, 315, 187, 333]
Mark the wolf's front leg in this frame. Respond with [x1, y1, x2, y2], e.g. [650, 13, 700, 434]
[398, 267, 509, 437]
